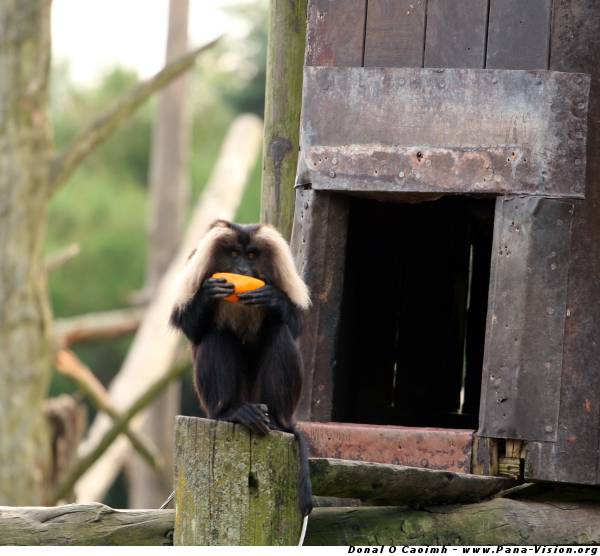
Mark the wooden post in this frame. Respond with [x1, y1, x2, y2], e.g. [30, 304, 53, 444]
[173, 416, 302, 546]
[260, 0, 307, 239]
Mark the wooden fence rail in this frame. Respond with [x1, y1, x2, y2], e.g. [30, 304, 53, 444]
[2, 416, 600, 545]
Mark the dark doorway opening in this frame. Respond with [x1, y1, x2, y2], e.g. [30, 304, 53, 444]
[333, 196, 495, 429]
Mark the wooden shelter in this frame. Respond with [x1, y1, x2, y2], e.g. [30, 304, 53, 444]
[292, 0, 600, 486]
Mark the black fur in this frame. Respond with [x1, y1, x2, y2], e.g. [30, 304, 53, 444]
[170, 222, 313, 516]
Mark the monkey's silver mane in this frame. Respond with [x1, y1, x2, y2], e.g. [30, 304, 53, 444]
[173, 222, 311, 310]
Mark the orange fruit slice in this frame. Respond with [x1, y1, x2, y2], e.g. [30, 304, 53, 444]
[211, 272, 265, 303]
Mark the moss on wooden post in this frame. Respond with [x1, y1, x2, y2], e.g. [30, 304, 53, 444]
[173, 416, 302, 546]
[260, 0, 307, 240]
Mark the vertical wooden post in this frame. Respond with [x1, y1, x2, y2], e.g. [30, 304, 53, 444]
[260, 0, 307, 239]
[173, 416, 302, 546]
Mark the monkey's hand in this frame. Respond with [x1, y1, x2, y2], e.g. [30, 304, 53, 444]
[220, 403, 271, 436]
[237, 284, 289, 311]
[238, 285, 302, 337]
[201, 277, 235, 300]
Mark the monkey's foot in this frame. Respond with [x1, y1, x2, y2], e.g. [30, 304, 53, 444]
[220, 403, 271, 436]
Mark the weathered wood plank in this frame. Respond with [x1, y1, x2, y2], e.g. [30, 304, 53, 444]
[297, 66, 589, 197]
[298, 422, 473, 473]
[486, 0, 552, 69]
[0, 504, 173, 545]
[291, 190, 349, 421]
[305, 497, 600, 545]
[479, 197, 574, 443]
[173, 416, 302, 546]
[424, 0, 489, 68]
[309, 458, 515, 505]
[306, 0, 366, 67]
[364, 0, 426, 67]
[525, 0, 600, 486]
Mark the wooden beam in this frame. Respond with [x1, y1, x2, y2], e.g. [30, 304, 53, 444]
[173, 417, 303, 545]
[50, 37, 220, 192]
[55, 350, 163, 472]
[2, 476, 600, 545]
[304, 497, 600, 545]
[0, 504, 173, 546]
[309, 458, 516, 505]
[260, 0, 307, 240]
[51, 358, 188, 504]
[54, 307, 144, 347]
[45, 243, 81, 272]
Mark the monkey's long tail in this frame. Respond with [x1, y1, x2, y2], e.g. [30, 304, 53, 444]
[287, 424, 313, 546]
[160, 490, 174, 509]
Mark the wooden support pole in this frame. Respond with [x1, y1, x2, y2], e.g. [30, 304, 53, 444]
[260, 0, 307, 239]
[173, 416, 303, 546]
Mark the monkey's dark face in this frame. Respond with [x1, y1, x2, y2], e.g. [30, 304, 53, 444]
[211, 222, 276, 282]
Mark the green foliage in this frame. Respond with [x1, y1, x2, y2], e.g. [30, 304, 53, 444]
[218, 1, 268, 115]
[47, 171, 147, 317]
[52, 65, 154, 185]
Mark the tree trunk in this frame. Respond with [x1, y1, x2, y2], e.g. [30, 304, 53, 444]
[128, 0, 191, 510]
[0, 0, 53, 505]
[146, 0, 190, 291]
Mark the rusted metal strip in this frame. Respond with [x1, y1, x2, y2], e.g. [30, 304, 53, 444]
[297, 66, 589, 197]
[298, 422, 474, 473]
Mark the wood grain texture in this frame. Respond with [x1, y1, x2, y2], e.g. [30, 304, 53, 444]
[424, 0, 489, 68]
[261, 0, 306, 240]
[290, 190, 349, 421]
[0, 504, 173, 545]
[364, 0, 427, 67]
[486, 0, 552, 69]
[479, 197, 574, 443]
[309, 458, 515, 505]
[173, 417, 302, 545]
[306, 0, 367, 67]
[305, 497, 600, 545]
[527, 0, 600, 486]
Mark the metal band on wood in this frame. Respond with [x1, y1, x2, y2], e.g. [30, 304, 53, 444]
[297, 66, 589, 198]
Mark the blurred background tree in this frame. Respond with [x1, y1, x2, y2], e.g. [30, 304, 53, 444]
[45, 0, 268, 507]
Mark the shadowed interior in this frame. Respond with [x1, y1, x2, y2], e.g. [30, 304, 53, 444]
[333, 195, 495, 429]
